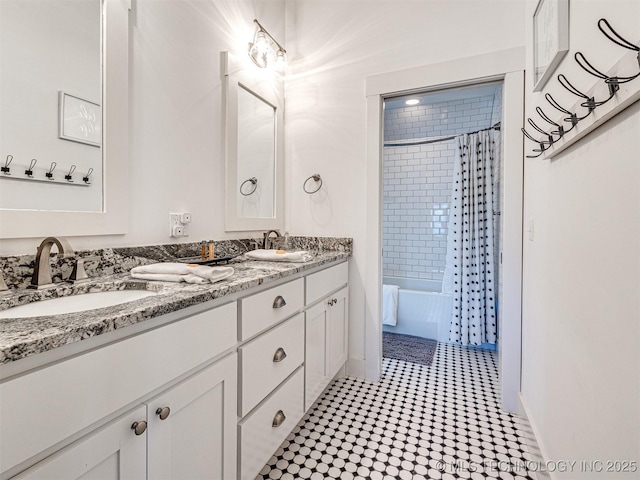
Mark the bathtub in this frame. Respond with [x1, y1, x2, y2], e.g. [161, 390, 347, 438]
[382, 277, 453, 343]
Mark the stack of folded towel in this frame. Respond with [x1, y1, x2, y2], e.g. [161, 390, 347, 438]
[130, 263, 234, 284]
[245, 249, 313, 263]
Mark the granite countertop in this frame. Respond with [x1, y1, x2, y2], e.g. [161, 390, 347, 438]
[0, 250, 350, 365]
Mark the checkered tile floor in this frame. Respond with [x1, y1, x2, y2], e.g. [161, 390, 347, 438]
[257, 343, 537, 480]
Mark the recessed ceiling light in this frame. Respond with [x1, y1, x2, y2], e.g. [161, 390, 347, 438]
[405, 98, 420, 106]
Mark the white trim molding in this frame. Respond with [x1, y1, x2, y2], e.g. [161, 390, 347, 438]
[364, 47, 525, 414]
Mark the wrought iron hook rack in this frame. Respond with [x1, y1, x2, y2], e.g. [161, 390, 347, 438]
[522, 18, 640, 159]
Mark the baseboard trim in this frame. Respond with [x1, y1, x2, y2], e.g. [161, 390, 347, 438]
[518, 393, 554, 480]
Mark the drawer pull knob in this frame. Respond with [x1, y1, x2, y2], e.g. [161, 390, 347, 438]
[273, 347, 287, 363]
[156, 406, 171, 420]
[273, 295, 287, 309]
[328, 298, 337, 306]
[272, 410, 286, 427]
[131, 421, 147, 436]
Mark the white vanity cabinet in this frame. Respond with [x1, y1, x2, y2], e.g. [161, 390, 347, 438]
[1, 302, 238, 480]
[146, 353, 237, 480]
[237, 280, 307, 480]
[304, 286, 349, 410]
[10, 406, 147, 480]
[304, 262, 349, 410]
[1, 257, 350, 480]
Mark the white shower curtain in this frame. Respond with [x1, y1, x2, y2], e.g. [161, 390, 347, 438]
[443, 130, 498, 346]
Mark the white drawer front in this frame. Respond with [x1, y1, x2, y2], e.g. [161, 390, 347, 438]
[305, 261, 348, 305]
[0, 302, 237, 474]
[239, 367, 304, 480]
[239, 313, 304, 416]
[240, 278, 304, 340]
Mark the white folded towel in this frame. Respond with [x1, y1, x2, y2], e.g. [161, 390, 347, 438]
[130, 263, 234, 284]
[245, 249, 313, 263]
[382, 284, 399, 326]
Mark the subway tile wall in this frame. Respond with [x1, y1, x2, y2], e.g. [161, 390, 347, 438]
[382, 93, 498, 283]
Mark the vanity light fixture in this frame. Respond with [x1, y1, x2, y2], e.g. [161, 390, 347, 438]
[248, 19, 286, 71]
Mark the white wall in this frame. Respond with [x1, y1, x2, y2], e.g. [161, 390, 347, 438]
[0, 0, 284, 255]
[520, 0, 640, 476]
[284, 0, 525, 376]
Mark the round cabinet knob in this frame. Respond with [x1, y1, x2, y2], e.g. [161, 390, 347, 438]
[272, 410, 286, 428]
[273, 347, 287, 363]
[156, 406, 171, 420]
[272, 295, 287, 309]
[131, 420, 147, 436]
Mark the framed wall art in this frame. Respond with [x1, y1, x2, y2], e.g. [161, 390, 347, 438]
[533, 0, 570, 92]
[58, 91, 102, 147]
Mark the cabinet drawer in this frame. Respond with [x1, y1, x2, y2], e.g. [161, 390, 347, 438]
[0, 302, 237, 475]
[305, 261, 348, 305]
[239, 367, 304, 480]
[239, 313, 304, 416]
[240, 278, 304, 340]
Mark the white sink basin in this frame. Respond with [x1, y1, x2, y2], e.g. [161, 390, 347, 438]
[0, 290, 158, 319]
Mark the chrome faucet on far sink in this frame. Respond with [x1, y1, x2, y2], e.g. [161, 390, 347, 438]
[29, 237, 74, 289]
[263, 230, 281, 249]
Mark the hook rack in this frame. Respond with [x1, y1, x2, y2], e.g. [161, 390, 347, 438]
[303, 174, 322, 194]
[523, 18, 640, 160]
[239, 177, 258, 196]
[0, 156, 91, 187]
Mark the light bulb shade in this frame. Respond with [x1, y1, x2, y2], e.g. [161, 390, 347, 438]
[254, 31, 269, 54]
[248, 20, 286, 71]
[249, 42, 268, 68]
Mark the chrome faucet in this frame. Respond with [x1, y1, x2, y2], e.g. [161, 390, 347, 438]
[29, 237, 74, 289]
[263, 230, 281, 250]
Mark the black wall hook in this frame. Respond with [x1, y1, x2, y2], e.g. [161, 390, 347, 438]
[2, 155, 13, 175]
[597, 18, 639, 52]
[45, 161, 57, 180]
[65, 165, 76, 182]
[25, 159, 37, 177]
[83, 168, 93, 184]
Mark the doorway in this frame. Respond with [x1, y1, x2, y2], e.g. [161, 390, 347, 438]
[364, 48, 525, 413]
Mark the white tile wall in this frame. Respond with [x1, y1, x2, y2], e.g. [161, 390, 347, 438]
[382, 94, 498, 283]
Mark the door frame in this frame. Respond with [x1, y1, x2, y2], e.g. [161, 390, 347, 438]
[364, 47, 525, 413]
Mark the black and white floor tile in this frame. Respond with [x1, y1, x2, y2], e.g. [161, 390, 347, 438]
[257, 343, 537, 480]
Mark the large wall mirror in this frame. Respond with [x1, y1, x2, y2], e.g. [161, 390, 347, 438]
[222, 51, 284, 232]
[0, 0, 130, 239]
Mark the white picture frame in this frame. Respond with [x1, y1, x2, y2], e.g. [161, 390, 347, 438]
[58, 91, 102, 147]
[533, 0, 569, 92]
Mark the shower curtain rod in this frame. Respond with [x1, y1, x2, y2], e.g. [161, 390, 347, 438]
[383, 122, 501, 147]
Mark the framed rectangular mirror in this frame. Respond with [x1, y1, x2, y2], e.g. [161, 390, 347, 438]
[222, 51, 284, 232]
[0, 0, 130, 239]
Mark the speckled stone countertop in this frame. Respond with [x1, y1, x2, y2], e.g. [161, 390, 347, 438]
[0, 239, 351, 365]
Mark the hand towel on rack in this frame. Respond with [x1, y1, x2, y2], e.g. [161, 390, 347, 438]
[382, 284, 399, 326]
[244, 249, 314, 263]
[130, 263, 234, 283]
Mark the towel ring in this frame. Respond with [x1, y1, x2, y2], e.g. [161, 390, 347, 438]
[240, 177, 258, 196]
[303, 174, 322, 194]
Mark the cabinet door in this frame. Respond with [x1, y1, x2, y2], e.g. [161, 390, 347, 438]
[327, 286, 349, 378]
[304, 301, 328, 411]
[147, 353, 237, 480]
[11, 406, 147, 480]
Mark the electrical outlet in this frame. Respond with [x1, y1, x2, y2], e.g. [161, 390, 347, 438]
[169, 212, 191, 237]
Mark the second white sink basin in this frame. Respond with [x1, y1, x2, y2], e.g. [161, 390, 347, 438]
[0, 290, 158, 319]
